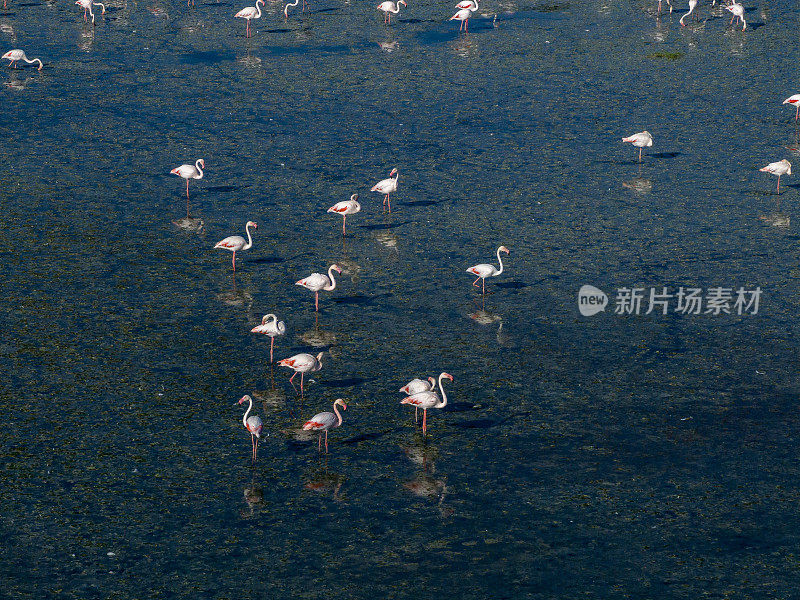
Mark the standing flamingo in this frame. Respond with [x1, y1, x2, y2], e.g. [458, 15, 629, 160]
[237, 395, 263, 462]
[725, 2, 745, 30]
[214, 221, 257, 272]
[450, 0, 478, 31]
[466, 245, 510, 295]
[327, 194, 361, 235]
[2, 50, 43, 70]
[622, 131, 653, 162]
[235, 0, 264, 37]
[251, 314, 286, 363]
[169, 158, 205, 219]
[296, 264, 342, 312]
[760, 159, 791, 194]
[277, 352, 325, 393]
[783, 95, 800, 122]
[371, 168, 399, 212]
[302, 398, 347, 453]
[399, 376, 436, 423]
[377, 0, 406, 24]
[75, 0, 106, 23]
[401, 372, 453, 436]
[679, 0, 696, 25]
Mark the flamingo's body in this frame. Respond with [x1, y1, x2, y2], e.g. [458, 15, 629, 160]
[302, 398, 347, 453]
[401, 372, 453, 436]
[371, 168, 399, 212]
[214, 221, 257, 272]
[466, 245, 510, 295]
[327, 194, 361, 235]
[296, 264, 342, 312]
[399, 376, 436, 423]
[783, 94, 800, 122]
[2, 50, 42, 71]
[235, 0, 264, 37]
[170, 158, 205, 219]
[679, 0, 697, 25]
[622, 131, 653, 162]
[760, 159, 791, 194]
[75, 0, 106, 23]
[725, 2, 745, 30]
[251, 314, 286, 362]
[277, 352, 324, 393]
[377, 0, 406, 24]
[450, 0, 478, 31]
[237, 395, 263, 462]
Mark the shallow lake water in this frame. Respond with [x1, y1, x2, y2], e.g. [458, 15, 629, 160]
[2, 0, 800, 597]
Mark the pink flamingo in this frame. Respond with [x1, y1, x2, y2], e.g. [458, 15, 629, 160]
[401, 372, 453, 436]
[450, 0, 478, 31]
[75, 0, 106, 23]
[622, 131, 653, 162]
[760, 159, 791, 194]
[251, 313, 286, 362]
[466, 245, 509, 295]
[214, 221, 257, 272]
[399, 376, 436, 423]
[277, 351, 324, 393]
[237, 394, 263, 462]
[725, 2, 745, 30]
[377, 0, 406, 24]
[169, 158, 204, 219]
[327, 194, 361, 235]
[2, 50, 43, 70]
[783, 94, 800, 122]
[302, 398, 347, 453]
[295, 264, 342, 312]
[371, 168, 399, 212]
[235, 0, 264, 37]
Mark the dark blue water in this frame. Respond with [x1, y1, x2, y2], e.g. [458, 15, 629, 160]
[3, 0, 800, 597]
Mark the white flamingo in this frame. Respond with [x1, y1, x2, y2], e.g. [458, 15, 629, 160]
[622, 131, 653, 162]
[277, 352, 324, 393]
[295, 264, 342, 312]
[760, 159, 791, 194]
[302, 398, 347, 453]
[251, 314, 286, 362]
[466, 245, 510, 295]
[371, 168, 399, 212]
[450, 0, 478, 31]
[399, 377, 436, 423]
[284, 0, 303, 19]
[327, 194, 361, 235]
[236, 395, 263, 462]
[235, 0, 264, 37]
[725, 2, 745, 30]
[75, 0, 106, 23]
[214, 221, 257, 272]
[377, 0, 406, 24]
[783, 94, 800, 122]
[679, 0, 697, 25]
[170, 158, 204, 219]
[2, 50, 42, 71]
[401, 372, 453, 436]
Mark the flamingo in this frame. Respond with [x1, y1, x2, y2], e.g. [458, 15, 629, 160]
[251, 314, 286, 363]
[401, 372, 453, 436]
[327, 194, 361, 235]
[302, 398, 347, 453]
[466, 245, 509, 295]
[169, 158, 205, 219]
[283, 0, 301, 19]
[377, 0, 406, 24]
[75, 0, 106, 23]
[296, 264, 342, 312]
[622, 131, 653, 163]
[277, 351, 324, 393]
[679, 0, 696, 25]
[450, 0, 478, 31]
[399, 376, 436, 423]
[371, 168, 399, 212]
[760, 159, 791, 194]
[2, 50, 42, 71]
[235, 0, 264, 37]
[214, 221, 257, 272]
[657, 0, 672, 14]
[725, 2, 745, 30]
[237, 395, 263, 462]
[783, 94, 800, 122]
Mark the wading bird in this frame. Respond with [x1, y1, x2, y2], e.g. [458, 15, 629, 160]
[399, 377, 436, 422]
[725, 2, 745, 30]
[679, 0, 696, 25]
[327, 194, 361, 235]
[237, 394, 263, 462]
[75, 0, 105, 23]
[622, 131, 653, 162]
[783, 94, 800, 122]
[296, 264, 342, 312]
[170, 158, 205, 219]
[214, 221, 257, 272]
[377, 0, 406, 24]
[277, 352, 325, 393]
[450, 0, 478, 31]
[251, 314, 286, 362]
[302, 398, 347, 453]
[2, 49, 42, 70]
[371, 168, 399, 212]
[235, 0, 264, 37]
[466, 245, 509, 295]
[401, 372, 453, 436]
[760, 159, 791, 194]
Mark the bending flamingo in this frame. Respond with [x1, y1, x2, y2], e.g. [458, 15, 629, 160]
[169, 158, 204, 219]
[371, 168, 399, 212]
[327, 194, 361, 235]
[277, 351, 324, 393]
[783, 94, 800, 122]
[725, 2, 745, 30]
[237, 394, 263, 462]
[284, 0, 301, 19]
[2, 50, 42, 71]
[251, 314, 286, 362]
[679, 0, 696, 25]
[377, 0, 406, 24]
[401, 372, 453, 436]
[235, 0, 264, 37]
[302, 398, 347, 453]
[214, 221, 257, 272]
[466, 245, 509, 295]
[450, 0, 478, 31]
[622, 131, 653, 162]
[75, 0, 106, 23]
[399, 376, 436, 423]
[296, 264, 342, 312]
[760, 159, 791, 194]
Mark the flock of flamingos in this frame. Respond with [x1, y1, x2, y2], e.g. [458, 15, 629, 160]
[2, 0, 796, 463]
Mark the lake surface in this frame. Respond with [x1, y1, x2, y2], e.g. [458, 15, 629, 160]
[2, 0, 800, 597]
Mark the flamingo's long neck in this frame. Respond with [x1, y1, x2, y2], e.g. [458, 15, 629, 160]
[325, 266, 338, 291]
[471, 0, 478, 11]
[22, 56, 42, 69]
[242, 397, 253, 428]
[285, 0, 299, 14]
[494, 247, 505, 276]
[254, 0, 262, 17]
[243, 223, 254, 250]
[194, 160, 204, 179]
[390, 2, 401, 13]
[265, 313, 276, 326]
[315, 352, 324, 371]
[333, 403, 343, 427]
[435, 374, 449, 409]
